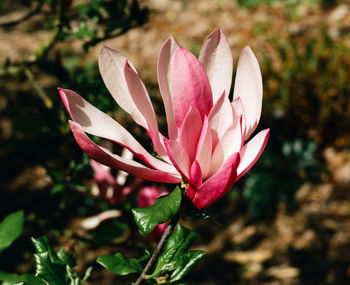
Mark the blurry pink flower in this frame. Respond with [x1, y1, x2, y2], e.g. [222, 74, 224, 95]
[90, 148, 142, 204]
[138, 185, 169, 242]
[59, 28, 269, 209]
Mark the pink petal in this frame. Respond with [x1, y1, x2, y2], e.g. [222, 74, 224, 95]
[90, 159, 120, 203]
[90, 159, 111, 176]
[115, 148, 133, 186]
[190, 160, 202, 189]
[121, 178, 143, 198]
[59, 88, 176, 174]
[208, 91, 235, 147]
[236, 128, 270, 180]
[98, 46, 150, 129]
[186, 184, 196, 201]
[195, 116, 213, 179]
[157, 36, 179, 139]
[171, 47, 213, 128]
[124, 62, 167, 158]
[69, 120, 182, 183]
[190, 152, 240, 209]
[209, 116, 242, 177]
[179, 107, 202, 162]
[199, 28, 233, 103]
[164, 139, 191, 182]
[231, 97, 246, 136]
[233, 46, 262, 140]
[90, 159, 115, 188]
[138, 185, 169, 208]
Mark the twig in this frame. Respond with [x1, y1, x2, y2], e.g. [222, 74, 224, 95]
[36, 0, 64, 60]
[0, 2, 42, 28]
[134, 215, 180, 285]
[24, 67, 53, 108]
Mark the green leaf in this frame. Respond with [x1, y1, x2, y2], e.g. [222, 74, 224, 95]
[0, 272, 46, 285]
[33, 251, 66, 285]
[50, 183, 67, 195]
[138, 250, 151, 262]
[66, 265, 80, 285]
[170, 250, 206, 282]
[97, 253, 143, 276]
[31, 236, 87, 285]
[31, 237, 63, 265]
[57, 249, 76, 267]
[148, 224, 205, 282]
[132, 186, 182, 234]
[81, 266, 93, 284]
[0, 210, 24, 252]
[150, 225, 197, 278]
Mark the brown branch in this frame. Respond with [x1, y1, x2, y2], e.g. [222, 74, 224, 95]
[23, 67, 53, 108]
[0, 2, 42, 28]
[134, 215, 180, 285]
[35, 0, 64, 60]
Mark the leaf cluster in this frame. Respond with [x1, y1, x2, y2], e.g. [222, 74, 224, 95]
[98, 225, 205, 284]
[97, 187, 205, 284]
[0, 231, 91, 285]
[147, 225, 206, 283]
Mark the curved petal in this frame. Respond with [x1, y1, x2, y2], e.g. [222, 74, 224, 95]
[124, 62, 167, 158]
[91, 158, 111, 174]
[171, 47, 213, 128]
[236, 128, 270, 180]
[157, 36, 179, 139]
[233, 46, 262, 139]
[98, 46, 148, 129]
[190, 160, 202, 189]
[208, 91, 234, 147]
[90, 159, 118, 201]
[209, 116, 242, 177]
[59, 88, 177, 174]
[70, 120, 182, 183]
[179, 107, 202, 162]
[199, 28, 233, 103]
[116, 148, 133, 186]
[164, 139, 191, 182]
[138, 185, 169, 208]
[195, 116, 213, 179]
[190, 152, 240, 209]
[231, 97, 246, 136]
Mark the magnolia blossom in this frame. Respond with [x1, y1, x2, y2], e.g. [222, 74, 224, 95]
[59, 28, 269, 209]
[138, 186, 169, 242]
[90, 153, 168, 241]
[90, 148, 142, 204]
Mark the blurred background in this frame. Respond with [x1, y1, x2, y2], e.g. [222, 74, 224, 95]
[1, 0, 350, 284]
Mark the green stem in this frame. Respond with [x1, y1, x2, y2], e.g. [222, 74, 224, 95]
[24, 67, 53, 108]
[134, 215, 179, 285]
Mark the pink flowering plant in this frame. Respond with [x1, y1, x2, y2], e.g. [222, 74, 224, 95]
[59, 28, 269, 284]
[89, 148, 142, 204]
[90, 154, 169, 241]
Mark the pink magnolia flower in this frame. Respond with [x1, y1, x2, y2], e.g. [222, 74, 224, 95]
[91, 153, 168, 241]
[138, 185, 169, 242]
[90, 148, 142, 204]
[59, 28, 269, 210]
